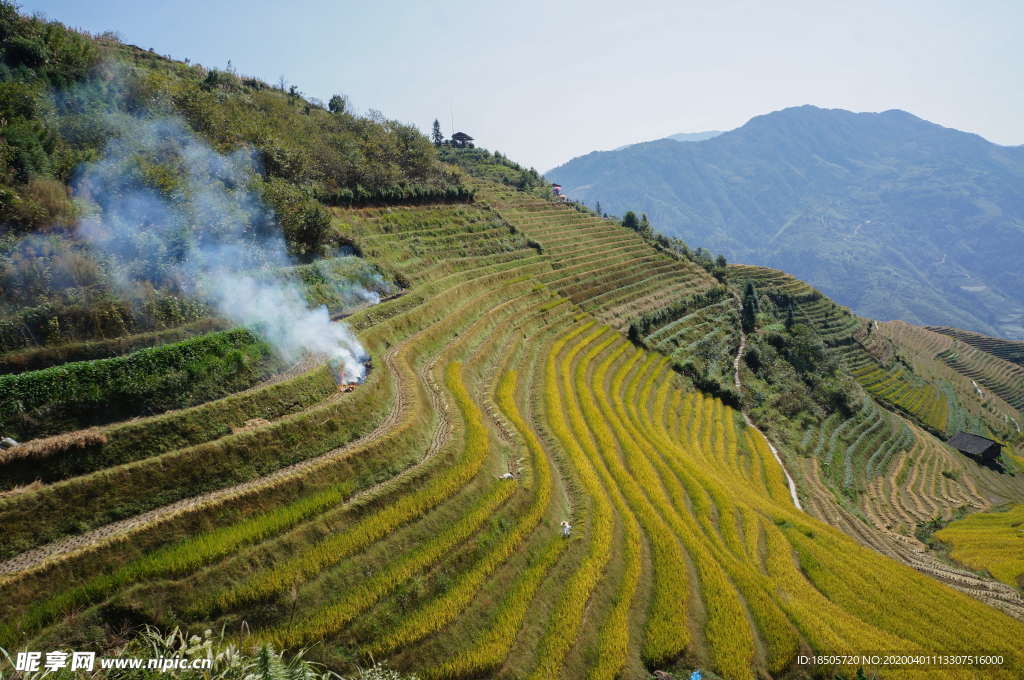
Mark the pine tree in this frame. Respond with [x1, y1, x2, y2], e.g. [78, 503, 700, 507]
[622, 211, 639, 231]
[431, 119, 444, 146]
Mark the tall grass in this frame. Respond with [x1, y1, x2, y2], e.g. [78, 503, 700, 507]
[364, 369, 555, 657]
[934, 503, 1024, 588]
[525, 323, 614, 680]
[0, 484, 351, 647]
[257, 362, 515, 648]
[201, 362, 494, 616]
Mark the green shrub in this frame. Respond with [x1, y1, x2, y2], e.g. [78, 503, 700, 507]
[0, 318, 226, 373]
[437, 147, 543, 190]
[323, 183, 474, 207]
[259, 177, 332, 257]
[0, 328, 276, 439]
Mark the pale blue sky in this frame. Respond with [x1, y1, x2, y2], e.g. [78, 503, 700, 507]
[22, 0, 1024, 171]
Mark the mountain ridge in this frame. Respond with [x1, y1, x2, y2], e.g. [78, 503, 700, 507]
[609, 129, 724, 153]
[548, 105, 1024, 339]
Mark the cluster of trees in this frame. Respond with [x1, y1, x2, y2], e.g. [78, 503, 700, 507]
[258, 178, 332, 257]
[741, 282, 758, 332]
[0, 2, 477, 344]
[738, 288, 855, 420]
[0, 3, 101, 231]
[691, 247, 728, 282]
[0, 3, 97, 86]
[748, 325, 852, 417]
[0, 2, 466, 248]
[621, 210, 652, 237]
[674, 358, 742, 408]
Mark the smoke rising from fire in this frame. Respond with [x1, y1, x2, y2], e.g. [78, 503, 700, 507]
[73, 115, 369, 381]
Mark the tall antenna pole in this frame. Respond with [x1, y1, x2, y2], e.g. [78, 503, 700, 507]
[450, 104, 454, 136]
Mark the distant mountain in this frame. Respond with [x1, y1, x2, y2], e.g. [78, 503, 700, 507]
[548, 106, 1024, 338]
[611, 130, 723, 152]
[665, 130, 724, 143]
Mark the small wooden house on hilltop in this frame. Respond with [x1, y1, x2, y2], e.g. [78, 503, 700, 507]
[947, 431, 1002, 463]
[451, 131, 474, 148]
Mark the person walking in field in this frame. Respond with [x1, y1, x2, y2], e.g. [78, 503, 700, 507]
[560, 521, 572, 538]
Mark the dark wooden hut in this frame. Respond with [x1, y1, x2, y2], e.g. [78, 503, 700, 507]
[946, 432, 1002, 463]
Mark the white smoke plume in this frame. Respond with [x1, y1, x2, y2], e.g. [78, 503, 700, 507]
[73, 115, 370, 382]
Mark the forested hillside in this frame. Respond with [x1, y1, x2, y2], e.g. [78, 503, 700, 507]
[548, 105, 1024, 339]
[2, 6, 1024, 680]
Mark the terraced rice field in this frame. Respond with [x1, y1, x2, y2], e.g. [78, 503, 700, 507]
[641, 295, 740, 377]
[936, 504, 1024, 588]
[928, 326, 1024, 368]
[3, 188, 1024, 679]
[937, 347, 1024, 413]
[847, 361, 950, 434]
[794, 435, 1024, 620]
[860, 428, 1024, 534]
[797, 395, 908, 494]
[876, 321, 1023, 437]
[479, 184, 718, 330]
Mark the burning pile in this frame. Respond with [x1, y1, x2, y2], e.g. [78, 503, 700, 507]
[330, 355, 371, 392]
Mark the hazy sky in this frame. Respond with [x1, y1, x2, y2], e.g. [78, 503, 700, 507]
[22, 0, 1024, 172]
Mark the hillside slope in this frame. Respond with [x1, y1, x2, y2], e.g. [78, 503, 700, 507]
[4, 177, 1024, 680]
[547, 106, 1024, 339]
[3, 8, 1024, 680]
